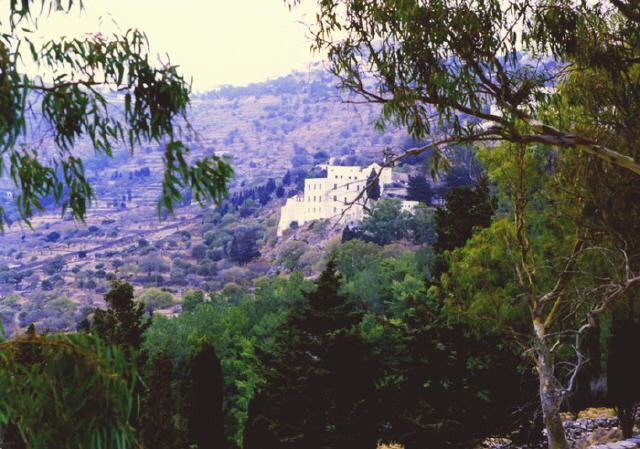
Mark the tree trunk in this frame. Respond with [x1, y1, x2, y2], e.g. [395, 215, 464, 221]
[538, 346, 569, 449]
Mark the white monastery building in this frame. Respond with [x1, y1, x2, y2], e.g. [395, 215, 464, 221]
[277, 162, 417, 236]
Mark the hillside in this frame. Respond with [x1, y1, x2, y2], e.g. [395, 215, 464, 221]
[0, 66, 426, 335]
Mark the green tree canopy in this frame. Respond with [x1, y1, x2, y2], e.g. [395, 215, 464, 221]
[93, 280, 150, 349]
[138, 287, 176, 313]
[359, 198, 413, 245]
[434, 177, 495, 253]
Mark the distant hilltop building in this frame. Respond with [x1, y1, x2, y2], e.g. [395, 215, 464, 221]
[277, 162, 418, 236]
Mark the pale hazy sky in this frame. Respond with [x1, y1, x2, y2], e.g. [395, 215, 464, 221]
[33, 0, 321, 92]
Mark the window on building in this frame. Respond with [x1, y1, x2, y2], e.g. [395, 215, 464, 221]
[333, 207, 337, 213]
[346, 184, 349, 190]
[333, 195, 337, 201]
[344, 197, 347, 203]
[334, 183, 337, 189]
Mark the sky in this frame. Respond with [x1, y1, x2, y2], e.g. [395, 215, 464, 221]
[33, 0, 322, 92]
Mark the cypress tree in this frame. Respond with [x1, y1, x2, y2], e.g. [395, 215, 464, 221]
[265, 178, 277, 194]
[244, 259, 378, 449]
[187, 342, 225, 449]
[366, 168, 381, 201]
[243, 392, 278, 449]
[141, 354, 177, 449]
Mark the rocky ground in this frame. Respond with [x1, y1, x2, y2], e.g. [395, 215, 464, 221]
[478, 409, 631, 449]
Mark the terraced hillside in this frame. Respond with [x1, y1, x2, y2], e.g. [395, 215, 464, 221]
[0, 67, 418, 335]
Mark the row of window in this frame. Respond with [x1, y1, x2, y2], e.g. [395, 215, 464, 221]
[308, 195, 354, 203]
[307, 207, 348, 214]
[332, 183, 361, 191]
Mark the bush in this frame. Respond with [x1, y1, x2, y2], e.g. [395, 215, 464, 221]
[170, 268, 187, 285]
[43, 256, 66, 275]
[0, 266, 22, 285]
[138, 288, 176, 312]
[229, 227, 261, 265]
[197, 259, 218, 277]
[278, 241, 308, 271]
[139, 254, 171, 274]
[203, 231, 218, 246]
[191, 244, 208, 260]
[45, 231, 61, 242]
[206, 248, 224, 262]
[182, 290, 205, 313]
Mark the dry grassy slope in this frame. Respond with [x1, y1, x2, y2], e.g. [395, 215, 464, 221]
[184, 70, 408, 182]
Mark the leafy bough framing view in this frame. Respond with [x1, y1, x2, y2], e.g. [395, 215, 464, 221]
[0, 0, 233, 229]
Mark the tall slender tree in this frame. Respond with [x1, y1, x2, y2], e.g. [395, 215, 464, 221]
[141, 354, 177, 449]
[186, 342, 225, 449]
[366, 168, 381, 201]
[244, 259, 378, 449]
